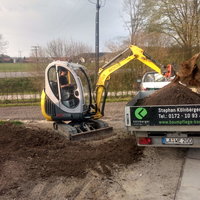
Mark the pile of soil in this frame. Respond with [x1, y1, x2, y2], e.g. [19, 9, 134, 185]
[137, 82, 200, 105]
[0, 122, 142, 195]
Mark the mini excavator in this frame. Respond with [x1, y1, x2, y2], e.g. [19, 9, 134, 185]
[41, 45, 170, 139]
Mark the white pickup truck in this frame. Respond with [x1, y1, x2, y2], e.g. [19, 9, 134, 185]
[125, 90, 200, 148]
[140, 72, 170, 91]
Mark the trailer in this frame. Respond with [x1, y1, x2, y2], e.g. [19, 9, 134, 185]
[125, 91, 200, 148]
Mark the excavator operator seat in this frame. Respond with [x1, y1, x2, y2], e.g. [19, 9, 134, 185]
[61, 84, 79, 108]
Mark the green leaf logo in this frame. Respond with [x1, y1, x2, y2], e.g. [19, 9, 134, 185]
[135, 108, 148, 120]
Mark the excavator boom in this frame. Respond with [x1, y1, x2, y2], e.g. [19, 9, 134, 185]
[94, 45, 162, 119]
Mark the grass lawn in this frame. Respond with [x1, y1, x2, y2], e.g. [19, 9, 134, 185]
[0, 63, 35, 72]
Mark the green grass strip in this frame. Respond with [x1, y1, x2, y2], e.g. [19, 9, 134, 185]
[0, 102, 40, 107]
[0, 120, 23, 125]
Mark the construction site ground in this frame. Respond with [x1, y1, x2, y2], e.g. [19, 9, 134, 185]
[0, 102, 187, 200]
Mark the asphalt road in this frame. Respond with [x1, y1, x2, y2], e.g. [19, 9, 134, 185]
[0, 102, 127, 121]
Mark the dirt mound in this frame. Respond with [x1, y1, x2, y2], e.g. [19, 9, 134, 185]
[175, 52, 200, 87]
[0, 122, 142, 195]
[137, 82, 200, 105]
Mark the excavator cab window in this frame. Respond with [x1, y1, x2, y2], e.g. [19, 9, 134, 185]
[48, 65, 59, 98]
[75, 68, 91, 111]
[58, 66, 79, 109]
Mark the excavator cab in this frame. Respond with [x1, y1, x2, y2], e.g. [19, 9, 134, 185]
[41, 61, 92, 122]
[41, 61, 111, 139]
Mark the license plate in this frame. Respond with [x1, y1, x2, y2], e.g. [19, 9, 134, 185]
[162, 137, 193, 145]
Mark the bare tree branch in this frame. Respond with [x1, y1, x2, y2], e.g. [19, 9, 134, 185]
[45, 38, 92, 61]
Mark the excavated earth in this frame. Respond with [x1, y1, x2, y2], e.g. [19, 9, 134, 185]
[136, 82, 200, 105]
[0, 122, 142, 196]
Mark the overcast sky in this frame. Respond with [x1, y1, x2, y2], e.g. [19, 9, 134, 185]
[0, 0, 128, 57]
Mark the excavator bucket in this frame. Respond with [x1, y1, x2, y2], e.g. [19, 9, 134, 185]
[174, 53, 200, 87]
[53, 119, 113, 140]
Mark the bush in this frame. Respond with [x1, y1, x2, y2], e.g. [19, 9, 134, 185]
[0, 77, 41, 94]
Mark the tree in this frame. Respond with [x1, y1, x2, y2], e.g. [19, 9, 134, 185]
[0, 34, 8, 54]
[122, 0, 146, 44]
[45, 38, 92, 61]
[142, 0, 200, 58]
[122, 0, 200, 58]
[121, 0, 174, 60]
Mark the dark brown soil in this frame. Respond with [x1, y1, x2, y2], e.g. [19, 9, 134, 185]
[0, 122, 142, 195]
[137, 82, 200, 105]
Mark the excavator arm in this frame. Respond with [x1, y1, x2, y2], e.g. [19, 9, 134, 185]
[93, 45, 162, 119]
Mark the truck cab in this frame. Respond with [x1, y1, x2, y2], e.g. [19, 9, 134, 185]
[140, 71, 170, 91]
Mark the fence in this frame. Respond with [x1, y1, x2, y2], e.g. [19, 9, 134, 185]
[0, 63, 139, 105]
[0, 69, 43, 104]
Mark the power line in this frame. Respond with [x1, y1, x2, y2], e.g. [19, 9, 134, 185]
[88, 0, 106, 7]
[100, 0, 106, 7]
[31, 45, 40, 63]
[88, 0, 96, 4]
